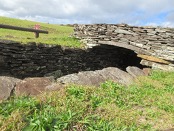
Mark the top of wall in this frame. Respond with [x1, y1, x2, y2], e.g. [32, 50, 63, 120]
[74, 23, 174, 30]
[74, 24, 174, 62]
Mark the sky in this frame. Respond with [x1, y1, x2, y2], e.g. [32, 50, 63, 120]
[0, 0, 174, 27]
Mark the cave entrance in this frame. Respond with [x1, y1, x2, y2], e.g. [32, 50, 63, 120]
[83, 44, 143, 71]
[1, 44, 143, 79]
[43, 44, 144, 79]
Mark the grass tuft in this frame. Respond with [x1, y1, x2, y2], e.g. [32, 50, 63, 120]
[0, 70, 174, 130]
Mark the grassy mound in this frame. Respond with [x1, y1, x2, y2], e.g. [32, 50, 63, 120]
[0, 70, 174, 130]
[0, 16, 82, 47]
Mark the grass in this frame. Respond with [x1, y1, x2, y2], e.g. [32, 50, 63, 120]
[0, 16, 82, 47]
[0, 70, 174, 130]
[0, 16, 173, 130]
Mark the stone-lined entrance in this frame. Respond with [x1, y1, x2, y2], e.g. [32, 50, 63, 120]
[0, 40, 143, 79]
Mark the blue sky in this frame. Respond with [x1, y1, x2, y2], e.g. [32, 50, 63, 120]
[0, 0, 174, 27]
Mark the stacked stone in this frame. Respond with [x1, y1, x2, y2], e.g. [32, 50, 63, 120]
[74, 24, 174, 71]
[0, 40, 140, 78]
[0, 41, 64, 77]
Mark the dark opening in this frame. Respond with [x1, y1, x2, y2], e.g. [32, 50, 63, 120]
[0, 44, 143, 79]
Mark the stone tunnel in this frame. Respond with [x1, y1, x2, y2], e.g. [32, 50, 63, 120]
[74, 24, 174, 71]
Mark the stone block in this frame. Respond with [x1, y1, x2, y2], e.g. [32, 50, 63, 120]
[15, 77, 52, 96]
[0, 76, 21, 101]
[126, 66, 145, 78]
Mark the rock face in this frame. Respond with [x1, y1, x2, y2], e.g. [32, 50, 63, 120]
[57, 71, 105, 86]
[0, 66, 149, 101]
[45, 83, 64, 91]
[0, 76, 21, 101]
[126, 66, 145, 78]
[0, 67, 136, 99]
[74, 24, 174, 71]
[0, 41, 142, 78]
[57, 67, 134, 86]
[142, 68, 152, 76]
[15, 77, 52, 96]
[141, 59, 174, 71]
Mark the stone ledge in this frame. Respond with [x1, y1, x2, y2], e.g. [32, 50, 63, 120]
[141, 59, 174, 71]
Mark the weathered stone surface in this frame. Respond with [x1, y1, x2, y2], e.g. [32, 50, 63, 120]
[142, 68, 152, 76]
[114, 29, 137, 35]
[99, 67, 134, 85]
[137, 54, 171, 64]
[98, 41, 149, 54]
[74, 24, 174, 70]
[44, 70, 63, 79]
[57, 71, 105, 86]
[0, 76, 21, 101]
[0, 55, 5, 65]
[141, 59, 174, 71]
[45, 83, 64, 91]
[126, 66, 145, 78]
[0, 41, 141, 79]
[57, 67, 134, 86]
[15, 77, 52, 96]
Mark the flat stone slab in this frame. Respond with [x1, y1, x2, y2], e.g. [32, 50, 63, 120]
[126, 66, 145, 78]
[57, 67, 134, 86]
[45, 83, 64, 91]
[57, 71, 105, 86]
[100, 67, 134, 85]
[15, 77, 52, 96]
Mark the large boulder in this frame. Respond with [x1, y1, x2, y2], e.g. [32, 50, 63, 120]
[100, 67, 134, 85]
[57, 71, 105, 86]
[15, 77, 53, 96]
[0, 76, 21, 101]
[57, 67, 134, 86]
[126, 66, 145, 78]
[45, 83, 64, 91]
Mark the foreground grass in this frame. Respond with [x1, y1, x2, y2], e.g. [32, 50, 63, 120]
[0, 70, 174, 131]
[0, 16, 82, 47]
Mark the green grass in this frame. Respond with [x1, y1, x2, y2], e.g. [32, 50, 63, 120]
[0, 16, 82, 47]
[0, 70, 174, 130]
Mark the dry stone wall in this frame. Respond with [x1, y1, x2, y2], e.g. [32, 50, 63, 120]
[0, 40, 142, 78]
[74, 24, 174, 71]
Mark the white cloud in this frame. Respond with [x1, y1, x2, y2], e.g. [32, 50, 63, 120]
[0, 0, 174, 26]
[167, 11, 174, 21]
[161, 22, 174, 27]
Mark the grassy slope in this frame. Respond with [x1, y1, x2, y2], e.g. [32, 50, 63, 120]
[0, 16, 82, 47]
[0, 17, 174, 130]
[0, 71, 174, 130]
